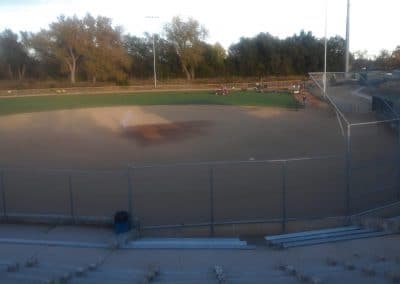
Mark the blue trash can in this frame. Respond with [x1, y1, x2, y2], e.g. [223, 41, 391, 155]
[114, 211, 130, 234]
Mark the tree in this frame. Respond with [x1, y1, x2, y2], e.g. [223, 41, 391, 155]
[164, 16, 208, 80]
[82, 15, 130, 83]
[0, 29, 31, 80]
[154, 35, 182, 80]
[227, 31, 325, 76]
[28, 30, 63, 79]
[352, 50, 373, 71]
[326, 36, 347, 72]
[29, 14, 131, 84]
[51, 15, 86, 84]
[30, 15, 86, 84]
[391, 46, 400, 69]
[124, 34, 154, 79]
[197, 42, 226, 77]
[227, 37, 259, 76]
[375, 50, 392, 70]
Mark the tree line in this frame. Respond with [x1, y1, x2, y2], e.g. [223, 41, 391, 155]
[0, 14, 399, 85]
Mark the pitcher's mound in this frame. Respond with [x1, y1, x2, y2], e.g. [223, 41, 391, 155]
[121, 120, 212, 145]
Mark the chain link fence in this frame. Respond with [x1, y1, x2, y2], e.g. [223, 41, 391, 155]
[309, 70, 400, 216]
[1, 153, 398, 234]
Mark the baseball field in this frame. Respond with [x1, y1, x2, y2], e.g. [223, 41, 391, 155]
[0, 88, 398, 233]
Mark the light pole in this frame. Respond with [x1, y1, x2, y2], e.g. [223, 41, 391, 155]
[152, 34, 157, 88]
[323, 0, 328, 98]
[345, 0, 351, 74]
[145, 16, 159, 88]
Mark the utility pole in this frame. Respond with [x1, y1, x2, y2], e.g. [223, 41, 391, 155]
[345, 0, 351, 74]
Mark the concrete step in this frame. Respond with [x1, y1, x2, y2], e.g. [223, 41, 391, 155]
[268, 228, 375, 247]
[282, 231, 390, 248]
[266, 226, 360, 242]
[125, 238, 250, 249]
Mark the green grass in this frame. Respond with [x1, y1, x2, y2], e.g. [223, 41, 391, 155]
[0, 90, 299, 116]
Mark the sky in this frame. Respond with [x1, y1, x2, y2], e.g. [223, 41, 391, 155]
[0, 0, 398, 56]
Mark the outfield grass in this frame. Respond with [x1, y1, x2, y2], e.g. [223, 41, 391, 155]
[0, 90, 299, 116]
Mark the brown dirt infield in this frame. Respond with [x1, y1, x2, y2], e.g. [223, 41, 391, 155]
[0, 105, 344, 169]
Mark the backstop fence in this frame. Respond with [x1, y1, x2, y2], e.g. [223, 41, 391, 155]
[309, 71, 400, 218]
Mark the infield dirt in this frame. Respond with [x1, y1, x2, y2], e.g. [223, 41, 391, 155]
[0, 105, 344, 169]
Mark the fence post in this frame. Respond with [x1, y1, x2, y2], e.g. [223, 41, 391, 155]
[127, 169, 134, 227]
[281, 161, 287, 234]
[209, 165, 215, 237]
[345, 125, 352, 217]
[68, 174, 75, 223]
[0, 171, 6, 218]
